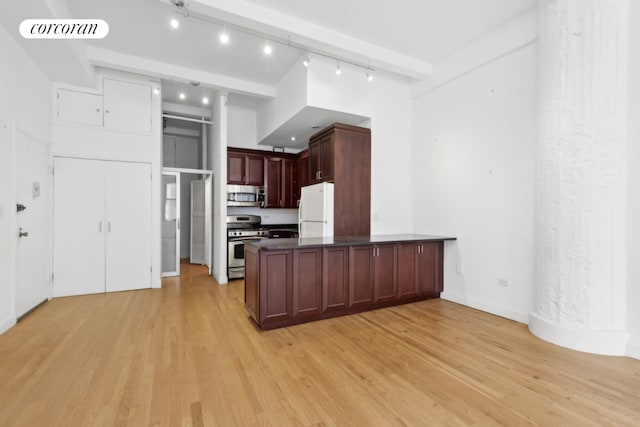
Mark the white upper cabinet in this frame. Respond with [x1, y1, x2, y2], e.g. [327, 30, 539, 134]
[57, 89, 103, 127]
[55, 76, 154, 134]
[103, 78, 152, 134]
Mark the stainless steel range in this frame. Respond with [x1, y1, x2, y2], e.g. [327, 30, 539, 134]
[227, 215, 267, 279]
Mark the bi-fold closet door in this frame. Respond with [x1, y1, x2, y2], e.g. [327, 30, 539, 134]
[53, 157, 152, 297]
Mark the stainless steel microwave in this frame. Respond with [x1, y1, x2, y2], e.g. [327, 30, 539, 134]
[227, 184, 264, 207]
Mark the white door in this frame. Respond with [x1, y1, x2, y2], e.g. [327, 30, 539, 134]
[162, 172, 180, 277]
[105, 161, 152, 292]
[14, 129, 51, 316]
[53, 157, 106, 297]
[190, 180, 205, 264]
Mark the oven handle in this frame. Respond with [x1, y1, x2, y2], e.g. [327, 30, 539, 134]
[229, 236, 268, 242]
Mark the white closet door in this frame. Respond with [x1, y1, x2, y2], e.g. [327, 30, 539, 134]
[190, 180, 205, 264]
[105, 161, 152, 292]
[53, 157, 106, 297]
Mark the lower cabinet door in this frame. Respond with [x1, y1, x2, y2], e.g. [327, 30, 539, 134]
[373, 244, 397, 304]
[323, 246, 349, 312]
[418, 242, 443, 295]
[349, 246, 374, 308]
[397, 243, 420, 299]
[292, 248, 322, 318]
[260, 250, 293, 325]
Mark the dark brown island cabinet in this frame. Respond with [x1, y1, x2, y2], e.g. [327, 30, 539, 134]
[244, 235, 455, 330]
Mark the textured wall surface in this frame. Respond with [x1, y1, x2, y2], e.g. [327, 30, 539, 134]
[535, 0, 628, 331]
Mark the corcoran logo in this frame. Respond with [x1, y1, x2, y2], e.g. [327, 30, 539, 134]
[19, 19, 109, 39]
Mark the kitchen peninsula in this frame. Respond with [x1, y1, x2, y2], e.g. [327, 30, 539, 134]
[244, 234, 456, 330]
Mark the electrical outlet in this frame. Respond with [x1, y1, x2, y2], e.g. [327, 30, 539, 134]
[497, 278, 509, 287]
[456, 262, 463, 274]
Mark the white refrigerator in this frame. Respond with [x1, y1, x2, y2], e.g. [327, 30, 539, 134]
[299, 182, 334, 238]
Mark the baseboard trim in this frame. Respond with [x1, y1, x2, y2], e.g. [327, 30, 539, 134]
[440, 290, 529, 324]
[528, 312, 629, 356]
[626, 338, 640, 360]
[0, 315, 17, 335]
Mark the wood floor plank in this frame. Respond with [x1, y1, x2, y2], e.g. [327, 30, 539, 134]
[1, 263, 639, 426]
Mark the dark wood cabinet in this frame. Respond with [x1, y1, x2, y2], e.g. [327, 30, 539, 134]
[308, 124, 371, 237]
[309, 134, 334, 184]
[263, 155, 297, 208]
[227, 148, 264, 186]
[417, 242, 443, 296]
[292, 248, 322, 318]
[348, 245, 373, 309]
[322, 247, 349, 312]
[244, 237, 449, 330]
[259, 249, 293, 327]
[397, 243, 421, 300]
[373, 245, 397, 305]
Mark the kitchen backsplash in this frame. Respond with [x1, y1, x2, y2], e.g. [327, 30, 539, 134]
[227, 207, 298, 225]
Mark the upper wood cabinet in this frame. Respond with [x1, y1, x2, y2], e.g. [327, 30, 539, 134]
[263, 155, 297, 208]
[227, 148, 264, 186]
[296, 149, 309, 205]
[308, 124, 371, 237]
[309, 133, 334, 184]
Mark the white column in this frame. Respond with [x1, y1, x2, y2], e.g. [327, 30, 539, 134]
[530, 0, 629, 355]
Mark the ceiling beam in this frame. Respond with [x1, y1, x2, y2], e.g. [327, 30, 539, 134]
[86, 46, 276, 99]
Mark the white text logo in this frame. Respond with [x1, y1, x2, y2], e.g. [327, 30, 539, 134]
[19, 19, 109, 39]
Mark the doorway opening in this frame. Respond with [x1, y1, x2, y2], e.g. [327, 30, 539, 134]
[161, 115, 213, 278]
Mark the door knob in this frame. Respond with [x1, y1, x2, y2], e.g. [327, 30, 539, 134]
[18, 227, 29, 238]
[16, 203, 26, 212]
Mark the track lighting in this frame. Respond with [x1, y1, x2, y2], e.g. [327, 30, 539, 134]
[179, 91, 186, 100]
[303, 55, 311, 68]
[219, 25, 229, 44]
[170, 18, 180, 29]
[335, 62, 342, 75]
[367, 70, 373, 82]
[202, 96, 209, 105]
[263, 42, 273, 55]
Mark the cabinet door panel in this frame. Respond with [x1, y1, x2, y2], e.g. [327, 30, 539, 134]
[309, 140, 322, 184]
[105, 161, 152, 292]
[373, 245, 397, 304]
[260, 251, 293, 323]
[103, 78, 152, 133]
[57, 89, 103, 127]
[53, 158, 106, 297]
[246, 154, 264, 186]
[397, 243, 419, 299]
[263, 157, 282, 208]
[418, 242, 439, 295]
[282, 158, 296, 208]
[320, 135, 334, 182]
[349, 246, 373, 308]
[323, 247, 348, 312]
[227, 152, 245, 184]
[297, 151, 309, 204]
[293, 248, 322, 317]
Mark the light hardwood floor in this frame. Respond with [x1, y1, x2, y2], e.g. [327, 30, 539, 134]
[1, 263, 639, 426]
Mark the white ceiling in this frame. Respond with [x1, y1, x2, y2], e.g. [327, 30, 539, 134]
[241, 0, 536, 63]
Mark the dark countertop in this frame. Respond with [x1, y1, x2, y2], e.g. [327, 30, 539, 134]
[247, 234, 456, 250]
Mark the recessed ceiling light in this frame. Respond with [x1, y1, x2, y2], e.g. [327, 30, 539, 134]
[219, 31, 229, 44]
[179, 92, 186, 100]
[202, 96, 209, 105]
[263, 43, 272, 55]
[290, 136, 296, 141]
[170, 18, 180, 29]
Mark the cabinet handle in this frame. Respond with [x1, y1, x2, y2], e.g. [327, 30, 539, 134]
[96, 108, 101, 112]
[99, 221, 102, 232]
[107, 221, 111, 233]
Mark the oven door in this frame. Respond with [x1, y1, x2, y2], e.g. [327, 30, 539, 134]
[228, 237, 266, 279]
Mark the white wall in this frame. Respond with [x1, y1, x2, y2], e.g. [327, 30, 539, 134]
[0, 24, 52, 333]
[627, 1, 640, 359]
[256, 62, 308, 143]
[412, 43, 538, 323]
[306, 58, 414, 235]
